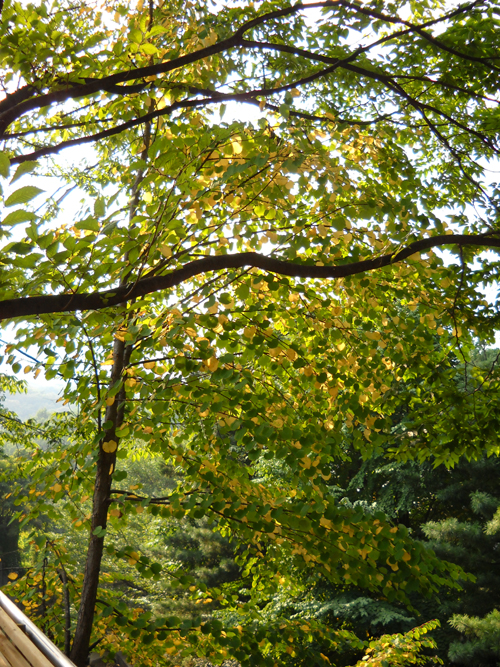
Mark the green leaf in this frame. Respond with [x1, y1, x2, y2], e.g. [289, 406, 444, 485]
[0, 152, 10, 178]
[4, 241, 34, 254]
[94, 197, 106, 218]
[76, 217, 100, 232]
[130, 28, 142, 43]
[1, 209, 37, 226]
[10, 161, 37, 184]
[5, 185, 44, 207]
[141, 43, 158, 55]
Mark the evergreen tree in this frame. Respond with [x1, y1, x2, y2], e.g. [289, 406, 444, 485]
[424, 490, 500, 666]
[448, 609, 500, 666]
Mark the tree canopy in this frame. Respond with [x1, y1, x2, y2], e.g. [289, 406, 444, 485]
[0, 0, 499, 665]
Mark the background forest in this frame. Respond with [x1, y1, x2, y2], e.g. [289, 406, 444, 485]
[1, 0, 500, 665]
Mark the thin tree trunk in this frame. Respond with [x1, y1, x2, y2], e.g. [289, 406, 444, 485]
[70, 337, 129, 666]
[69, 108, 153, 665]
[59, 566, 71, 657]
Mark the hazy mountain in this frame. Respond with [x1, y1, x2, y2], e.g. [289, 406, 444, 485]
[3, 383, 63, 420]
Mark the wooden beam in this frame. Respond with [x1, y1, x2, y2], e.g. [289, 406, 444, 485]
[0, 627, 32, 667]
[0, 608, 54, 667]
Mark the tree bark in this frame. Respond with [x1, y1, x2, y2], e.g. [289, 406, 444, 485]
[70, 337, 129, 667]
[2, 235, 500, 320]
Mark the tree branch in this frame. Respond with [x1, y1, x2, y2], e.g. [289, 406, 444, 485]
[337, 0, 500, 71]
[2, 0, 486, 138]
[2, 234, 500, 320]
[0, 1, 337, 135]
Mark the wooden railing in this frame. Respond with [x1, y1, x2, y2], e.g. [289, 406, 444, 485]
[0, 589, 77, 667]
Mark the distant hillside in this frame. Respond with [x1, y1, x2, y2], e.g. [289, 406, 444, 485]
[3, 383, 64, 420]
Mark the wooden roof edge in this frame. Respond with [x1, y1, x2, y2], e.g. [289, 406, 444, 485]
[0, 590, 77, 667]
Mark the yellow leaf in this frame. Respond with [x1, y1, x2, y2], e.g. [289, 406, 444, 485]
[319, 517, 332, 530]
[143, 361, 156, 369]
[109, 509, 121, 517]
[320, 654, 330, 663]
[160, 244, 172, 258]
[7, 572, 18, 580]
[143, 191, 152, 203]
[102, 440, 118, 453]
[231, 140, 243, 154]
[285, 348, 298, 362]
[301, 456, 312, 469]
[105, 397, 115, 406]
[52, 483, 62, 493]
[207, 356, 219, 372]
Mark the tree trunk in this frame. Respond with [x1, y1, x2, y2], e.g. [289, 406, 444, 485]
[69, 103, 151, 666]
[70, 337, 129, 666]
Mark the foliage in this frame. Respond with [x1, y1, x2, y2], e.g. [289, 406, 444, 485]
[353, 620, 443, 667]
[1, 0, 500, 665]
[448, 610, 500, 666]
[423, 489, 500, 666]
[244, 351, 500, 664]
[0, 374, 29, 585]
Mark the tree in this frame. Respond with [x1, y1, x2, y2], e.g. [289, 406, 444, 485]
[1, 0, 500, 664]
[425, 490, 500, 665]
[449, 609, 500, 666]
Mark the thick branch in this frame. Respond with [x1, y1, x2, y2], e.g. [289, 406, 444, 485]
[1, 0, 485, 138]
[0, 1, 336, 135]
[2, 234, 499, 321]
